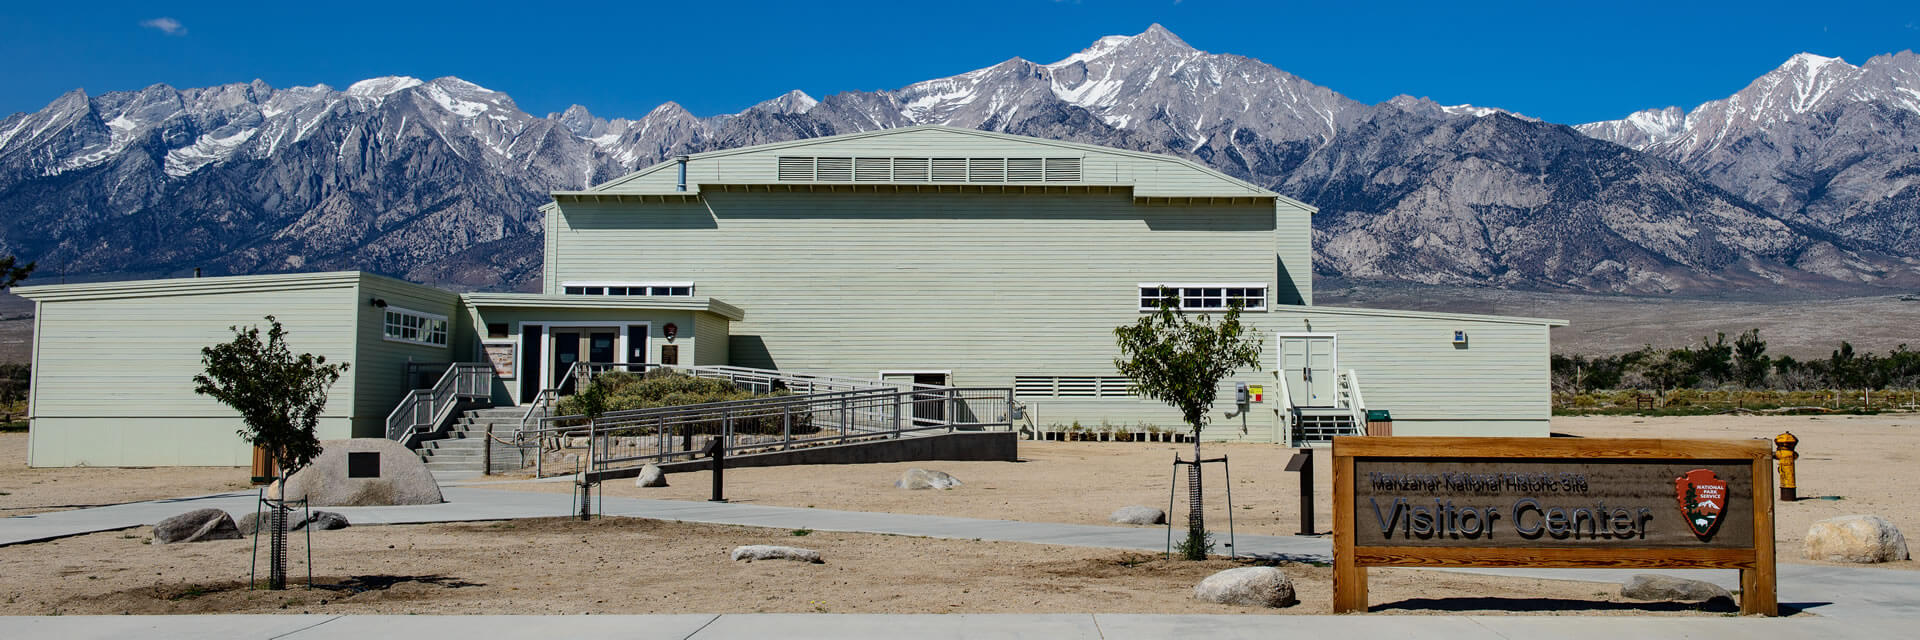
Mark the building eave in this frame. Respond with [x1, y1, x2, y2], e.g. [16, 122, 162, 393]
[1280, 304, 1569, 328]
[12, 271, 369, 303]
[461, 293, 745, 321]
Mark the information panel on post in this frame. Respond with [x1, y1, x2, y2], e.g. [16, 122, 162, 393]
[1331, 436, 1776, 616]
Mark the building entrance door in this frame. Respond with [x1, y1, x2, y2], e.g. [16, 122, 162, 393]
[882, 371, 950, 426]
[1278, 334, 1338, 407]
[552, 327, 618, 394]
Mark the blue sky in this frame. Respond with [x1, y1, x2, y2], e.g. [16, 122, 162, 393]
[2, 1, 1916, 124]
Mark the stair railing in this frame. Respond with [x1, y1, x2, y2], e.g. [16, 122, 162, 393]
[1274, 373, 1297, 446]
[385, 362, 492, 447]
[519, 387, 557, 477]
[1344, 369, 1367, 435]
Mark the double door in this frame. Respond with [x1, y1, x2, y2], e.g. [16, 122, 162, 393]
[1278, 334, 1338, 407]
[552, 327, 619, 395]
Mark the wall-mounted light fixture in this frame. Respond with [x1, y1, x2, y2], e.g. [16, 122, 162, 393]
[1452, 330, 1469, 346]
[369, 297, 388, 308]
[663, 323, 678, 341]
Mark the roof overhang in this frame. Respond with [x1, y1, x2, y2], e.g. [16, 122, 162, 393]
[13, 271, 367, 302]
[461, 293, 745, 321]
[1283, 304, 1568, 328]
[550, 192, 701, 204]
[554, 183, 1283, 208]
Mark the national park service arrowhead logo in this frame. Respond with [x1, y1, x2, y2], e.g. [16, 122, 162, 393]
[1675, 469, 1728, 541]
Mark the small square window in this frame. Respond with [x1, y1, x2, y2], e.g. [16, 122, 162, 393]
[564, 286, 583, 295]
[488, 323, 508, 339]
[584, 287, 605, 295]
[607, 287, 627, 296]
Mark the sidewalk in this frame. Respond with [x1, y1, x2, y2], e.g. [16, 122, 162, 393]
[5, 485, 1917, 617]
[7, 613, 1915, 639]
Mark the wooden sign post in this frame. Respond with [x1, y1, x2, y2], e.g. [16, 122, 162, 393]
[1332, 437, 1775, 616]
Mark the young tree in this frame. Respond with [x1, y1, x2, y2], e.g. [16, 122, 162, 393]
[1114, 292, 1263, 559]
[193, 316, 347, 589]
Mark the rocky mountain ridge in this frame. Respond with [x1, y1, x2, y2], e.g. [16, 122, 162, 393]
[1, 25, 1915, 294]
[1579, 51, 1920, 257]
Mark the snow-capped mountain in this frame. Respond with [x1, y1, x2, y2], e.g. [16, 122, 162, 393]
[1579, 52, 1920, 255]
[0, 26, 1913, 294]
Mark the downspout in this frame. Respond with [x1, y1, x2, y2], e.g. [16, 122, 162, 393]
[675, 155, 689, 192]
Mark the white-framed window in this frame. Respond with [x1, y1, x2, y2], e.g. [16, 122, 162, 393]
[383, 307, 448, 347]
[1014, 376, 1138, 398]
[1138, 283, 1267, 311]
[561, 281, 695, 297]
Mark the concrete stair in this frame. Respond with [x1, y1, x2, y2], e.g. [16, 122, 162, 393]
[1290, 407, 1360, 444]
[415, 406, 543, 474]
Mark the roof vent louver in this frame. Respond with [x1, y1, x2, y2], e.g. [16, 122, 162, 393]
[892, 157, 930, 181]
[814, 157, 853, 182]
[777, 156, 814, 181]
[775, 156, 1083, 184]
[931, 158, 968, 182]
[968, 157, 1006, 183]
[854, 157, 892, 182]
[1007, 158, 1044, 182]
[1045, 157, 1081, 182]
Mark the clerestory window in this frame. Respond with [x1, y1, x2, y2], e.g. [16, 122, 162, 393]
[1138, 283, 1267, 311]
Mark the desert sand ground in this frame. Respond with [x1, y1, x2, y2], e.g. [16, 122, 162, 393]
[0, 517, 1739, 616]
[0, 432, 249, 516]
[0, 414, 1906, 615]
[503, 414, 1916, 569]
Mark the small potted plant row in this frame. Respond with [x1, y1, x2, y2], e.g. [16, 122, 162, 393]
[1035, 423, 1190, 443]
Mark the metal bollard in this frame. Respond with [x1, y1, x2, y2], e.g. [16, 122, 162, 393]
[708, 436, 728, 503]
[1774, 431, 1799, 502]
[1285, 448, 1315, 535]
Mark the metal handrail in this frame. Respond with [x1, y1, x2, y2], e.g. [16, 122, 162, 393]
[576, 362, 882, 395]
[385, 362, 492, 444]
[516, 381, 1015, 478]
[508, 363, 900, 476]
[1345, 369, 1367, 435]
[1274, 372, 1296, 445]
[588, 386, 1014, 475]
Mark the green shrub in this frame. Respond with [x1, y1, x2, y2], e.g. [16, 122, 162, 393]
[555, 371, 809, 436]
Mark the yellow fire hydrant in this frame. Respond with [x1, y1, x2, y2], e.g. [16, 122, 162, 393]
[1774, 431, 1799, 502]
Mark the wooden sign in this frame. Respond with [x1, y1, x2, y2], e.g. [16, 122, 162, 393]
[1332, 436, 1775, 615]
[483, 341, 516, 379]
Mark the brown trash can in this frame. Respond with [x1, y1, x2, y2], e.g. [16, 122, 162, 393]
[250, 445, 278, 485]
[1364, 409, 1392, 437]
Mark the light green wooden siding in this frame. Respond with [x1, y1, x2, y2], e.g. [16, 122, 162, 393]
[1259, 309, 1552, 437]
[25, 281, 359, 466]
[1275, 200, 1313, 306]
[693, 314, 729, 366]
[351, 275, 463, 438]
[590, 127, 1274, 199]
[541, 204, 561, 295]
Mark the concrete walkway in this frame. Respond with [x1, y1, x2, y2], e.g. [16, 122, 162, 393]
[7, 614, 1915, 639]
[5, 486, 1917, 618]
